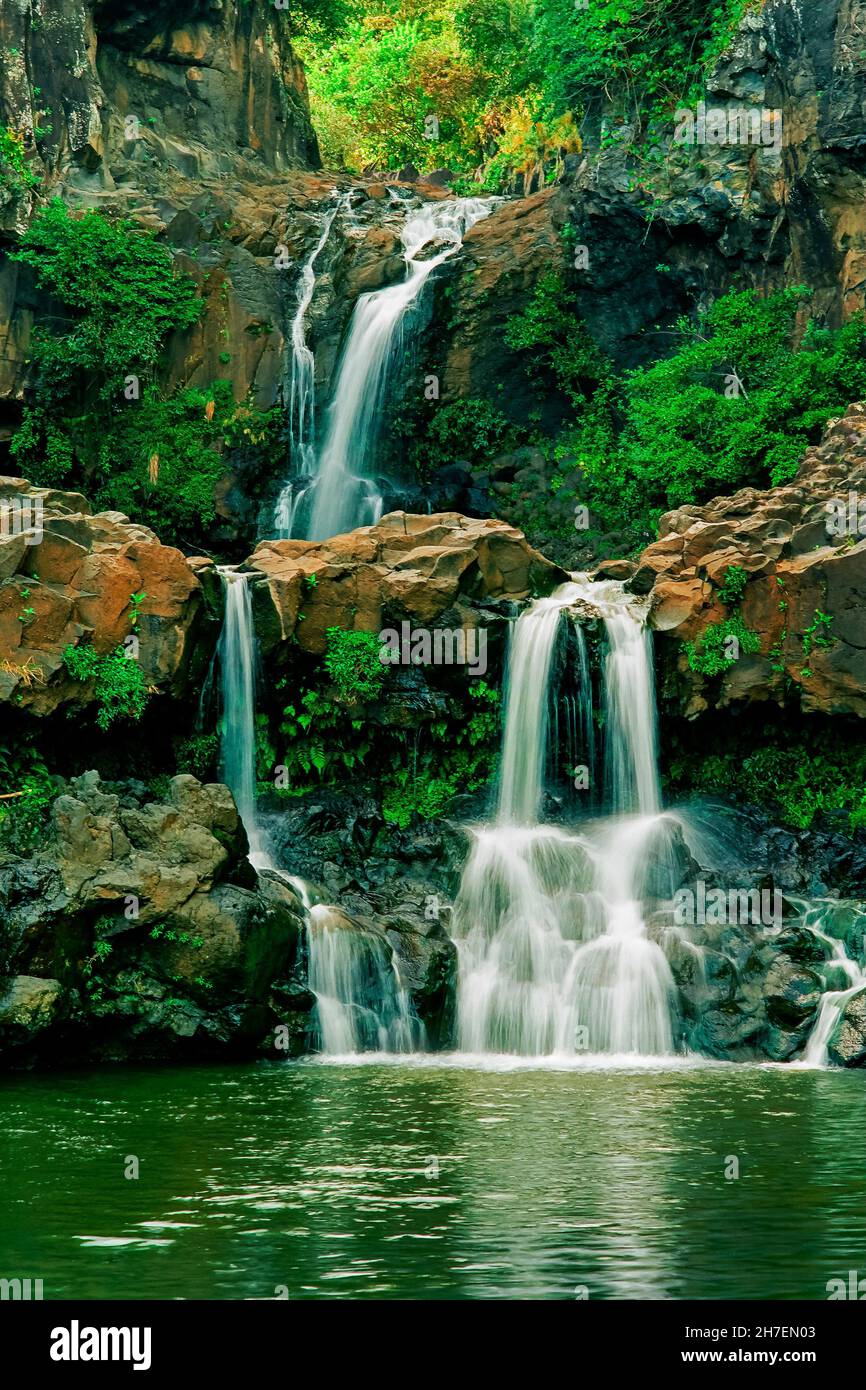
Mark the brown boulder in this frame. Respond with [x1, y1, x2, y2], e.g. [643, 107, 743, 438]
[247, 511, 567, 655]
[0, 479, 204, 717]
[638, 405, 866, 717]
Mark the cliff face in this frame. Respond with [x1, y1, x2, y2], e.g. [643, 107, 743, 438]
[0, 0, 322, 440]
[1, 0, 318, 209]
[433, 0, 866, 414]
[636, 404, 866, 720]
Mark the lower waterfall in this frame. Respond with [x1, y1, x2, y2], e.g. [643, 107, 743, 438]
[216, 570, 862, 1066]
[453, 578, 678, 1058]
[215, 567, 419, 1055]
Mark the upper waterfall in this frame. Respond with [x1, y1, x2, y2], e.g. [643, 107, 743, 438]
[273, 194, 494, 542]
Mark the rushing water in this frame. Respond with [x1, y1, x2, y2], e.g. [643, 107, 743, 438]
[273, 197, 342, 538]
[280, 196, 493, 541]
[1, 1061, 863, 1300]
[217, 569, 268, 866]
[215, 569, 419, 1054]
[453, 579, 678, 1058]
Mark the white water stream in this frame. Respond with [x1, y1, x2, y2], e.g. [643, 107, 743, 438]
[216, 568, 417, 1054]
[453, 579, 678, 1058]
[273, 196, 342, 537]
[274, 195, 493, 541]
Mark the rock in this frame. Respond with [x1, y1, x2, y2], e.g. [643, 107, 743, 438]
[828, 989, 866, 1067]
[248, 510, 568, 655]
[761, 956, 823, 1026]
[423, 170, 455, 188]
[439, 189, 568, 429]
[0, 976, 63, 1041]
[0, 479, 208, 718]
[0, 773, 309, 1066]
[637, 406, 866, 717]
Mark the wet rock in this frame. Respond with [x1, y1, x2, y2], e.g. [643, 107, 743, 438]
[0, 975, 63, 1043]
[828, 989, 866, 1067]
[761, 955, 823, 1026]
[0, 773, 309, 1066]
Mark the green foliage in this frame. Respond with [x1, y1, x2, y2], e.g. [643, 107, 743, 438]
[670, 736, 866, 833]
[505, 272, 618, 412]
[11, 202, 201, 401]
[62, 644, 150, 730]
[296, 0, 537, 175]
[272, 645, 501, 824]
[176, 732, 220, 782]
[3, 206, 279, 548]
[716, 565, 749, 607]
[381, 681, 502, 825]
[802, 610, 835, 658]
[422, 398, 515, 474]
[12, 380, 284, 548]
[533, 0, 750, 126]
[298, 0, 747, 183]
[0, 124, 40, 195]
[685, 614, 761, 677]
[613, 290, 866, 519]
[323, 627, 387, 702]
[547, 287, 866, 547]
[0, 739, 55, 854]
[278, 687, 372, 785]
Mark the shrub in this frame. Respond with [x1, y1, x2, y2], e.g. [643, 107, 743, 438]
[11, 201, 201, 401]
[685, 615, 761, 677]
[0, 740, 55, 854]
[323, 628, 387, 702]
[62, 645, 150, 730]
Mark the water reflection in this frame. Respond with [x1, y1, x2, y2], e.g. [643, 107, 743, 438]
[0, 1062, 863, 1300]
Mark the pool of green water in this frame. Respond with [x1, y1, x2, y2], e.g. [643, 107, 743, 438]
[1, 1059, 863, 1300]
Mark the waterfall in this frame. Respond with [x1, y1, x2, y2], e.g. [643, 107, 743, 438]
[307, 905, 420, 1054]
[215, 568, 420, 1055]
[453, 578, 677, 1058]
[801, 908, 866, 1066]
[217, 569, 269, 868]
[498, 583, 586, 824]
[283, 195, 494, 542]
[273, 197, 342, 538]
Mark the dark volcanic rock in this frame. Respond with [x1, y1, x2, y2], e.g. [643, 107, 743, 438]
[0, 772, 310, 1066]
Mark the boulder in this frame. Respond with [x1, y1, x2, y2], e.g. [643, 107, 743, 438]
[828, 989, 866, 1067]
[0, 479, 206, 717]
[638, 406, 866, 716]
[247, 511, 568, 655]
[0, 773, 309, 1066]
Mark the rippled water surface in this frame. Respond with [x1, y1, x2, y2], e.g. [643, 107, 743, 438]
[1, 1060, 864, 1300]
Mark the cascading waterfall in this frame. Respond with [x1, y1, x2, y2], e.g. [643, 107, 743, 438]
[273, 196, 342, 538]
[453, 578, 678, 1058]
[217, 569, 269, 868]
[215, 567, 418, 1055]
[800, 905, 866, 1066]
[307, 905, 420, 1054]
[283, 195, 493, 542]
